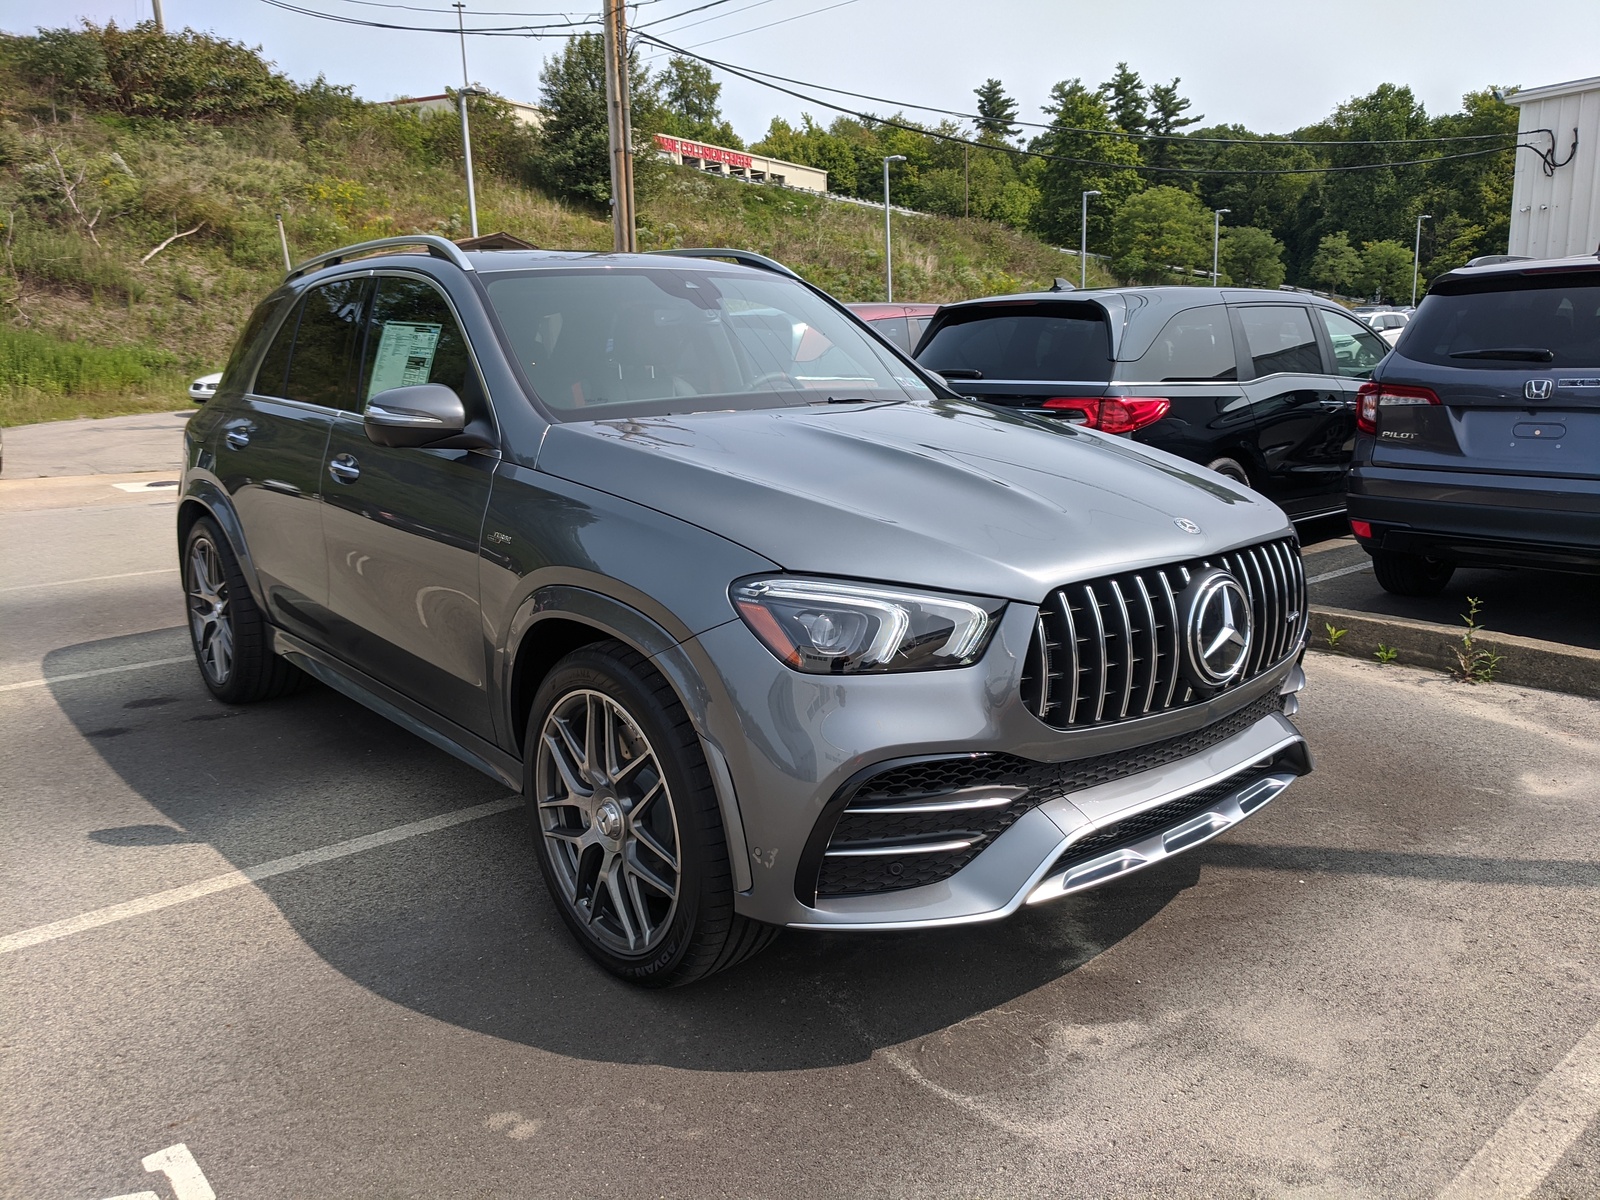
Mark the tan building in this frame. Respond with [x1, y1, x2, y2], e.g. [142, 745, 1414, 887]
[652, 133, 827, 194]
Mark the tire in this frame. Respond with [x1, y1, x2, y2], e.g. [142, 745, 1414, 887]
[1371, 548, 1455, 597]
[182, 517, 305, 704]
[1206, 456, 1252, 487]
[526, 640, 778, 987]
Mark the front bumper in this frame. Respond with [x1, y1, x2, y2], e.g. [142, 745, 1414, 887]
[676, 605, 1310, 929]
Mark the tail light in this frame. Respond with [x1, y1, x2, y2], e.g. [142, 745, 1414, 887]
[1042, 396, 1171, 434]
[1356, 381, 1440, 434]
[1350, 518, 1373, 539]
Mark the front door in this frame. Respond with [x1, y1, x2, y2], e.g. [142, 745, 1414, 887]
[1233, 304, 1354, 518]
[319, 274, 499, 741]
[215, 277, 366, 644]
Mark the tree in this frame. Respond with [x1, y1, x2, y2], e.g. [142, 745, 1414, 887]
[1144, 78, 1202, 170]
[973, 78, 1020, 143]
[1356, 239, 1415, 303]
[651, 55, 741, 147]
[1311, 232, 1362, 294]
[1110, 185, 1211, 283]
[1030, 78, 1142, 247]
[1220, 225, 1286, 288]
[534, 33, 653, 208]
[1101, 62, 1147, 136]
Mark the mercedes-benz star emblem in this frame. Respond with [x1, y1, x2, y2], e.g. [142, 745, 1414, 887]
[1174, 517, 1201, 534]
[1178, 567, 1254, 690]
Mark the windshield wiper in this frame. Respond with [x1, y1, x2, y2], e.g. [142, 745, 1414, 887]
[934, 367, 983, 379]
[1449, 347, 1556, 362]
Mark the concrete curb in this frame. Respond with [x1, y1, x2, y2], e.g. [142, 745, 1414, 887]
[1308, 604, 1600, 700]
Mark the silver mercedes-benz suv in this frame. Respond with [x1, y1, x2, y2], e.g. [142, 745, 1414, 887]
[179, 237, 1311, 986]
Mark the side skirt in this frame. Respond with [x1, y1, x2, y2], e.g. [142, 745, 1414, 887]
[274, 629, 523, 792]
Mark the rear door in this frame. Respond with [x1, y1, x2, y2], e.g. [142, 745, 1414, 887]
[215, 276, 367, 644]
[1233, 303, 1352, 517]
[1373, 271, 1600, 481]
[319, 272, 500, 741]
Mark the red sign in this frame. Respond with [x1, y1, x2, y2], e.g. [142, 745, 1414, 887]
[654, 133, 753, 171]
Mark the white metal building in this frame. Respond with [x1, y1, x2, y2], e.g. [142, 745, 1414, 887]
[651, 134, 828, 194]
[1506, 76, 1600, 259]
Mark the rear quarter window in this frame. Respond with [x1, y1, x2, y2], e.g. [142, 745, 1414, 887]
[1120, 305, 1237, 383]
[1405, 277, 1600, 368]
[917, 305, 1112, 381]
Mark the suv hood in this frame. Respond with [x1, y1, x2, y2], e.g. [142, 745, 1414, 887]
[537, 399, 1289, 602]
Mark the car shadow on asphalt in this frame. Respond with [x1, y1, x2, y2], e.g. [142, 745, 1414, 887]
[38, 629, 1395, 1072]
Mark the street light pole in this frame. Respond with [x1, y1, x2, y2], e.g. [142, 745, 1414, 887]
[883, 154, 906, 301]
[453, 3, 479, 238]
[1213, 208, 1230, 286]
[1080, 189, 1101, 289]
[1411, 213, 1432, 306]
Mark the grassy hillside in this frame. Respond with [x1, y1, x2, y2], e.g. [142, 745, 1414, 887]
[0, 37, 1112, 427]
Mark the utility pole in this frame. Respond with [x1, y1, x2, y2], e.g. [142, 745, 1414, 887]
[602, 0, 637, 253]
[453, 3, 480, 238]
[883, 155, 906, 301]
[1411, 213, 1431, 307]
[1212, 207, 1230, 286]
[1079, 189, 1101, 290]
[151, 0, 166, 33]
[963, 143, 969, 219]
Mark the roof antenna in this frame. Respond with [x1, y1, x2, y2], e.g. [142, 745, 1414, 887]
[1050, 277, 1076, 292]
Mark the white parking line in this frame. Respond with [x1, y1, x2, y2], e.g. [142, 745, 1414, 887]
[1306, 562, 1372, 586]
[1437, 1015, 1600, 1199]
[0, 656, 193, 693]
[0, 796, 520, 956]
[0, 567, 178, 593]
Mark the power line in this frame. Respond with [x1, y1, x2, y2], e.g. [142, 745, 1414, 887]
[636, 30, 1518, 176]
[680, 0, 861, 48]
[636, 0, 784, 34]
[259, 0, 599, 35]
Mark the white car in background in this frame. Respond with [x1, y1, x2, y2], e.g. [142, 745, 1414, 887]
[1362, 310, 1410, 346]
[188, 372, 222, 403]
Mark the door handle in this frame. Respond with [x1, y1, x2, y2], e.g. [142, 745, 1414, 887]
[224, 428, 251, 450]
[328, 453, 360, 483]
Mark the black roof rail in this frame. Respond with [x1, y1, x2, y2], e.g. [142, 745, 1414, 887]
[284, 234, 475, 283]
[648, 247, 801, 280]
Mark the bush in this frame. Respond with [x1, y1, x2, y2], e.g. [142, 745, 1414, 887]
[18, 21, 294, 122]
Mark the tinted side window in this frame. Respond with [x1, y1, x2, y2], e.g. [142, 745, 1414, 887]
[253, 299, 301, 397]
[918, 308, 1113, 381]
[870, 316, 911, 352]
[221, 296, 286, 394]
[358, 276, 479, 412]
[1318, 309, 1388, 378]
[907, 316, 930, 350]
[1238, 306, 1322, 378]
[1122, 305, 1236, 382]
[283, 278, 368, 409]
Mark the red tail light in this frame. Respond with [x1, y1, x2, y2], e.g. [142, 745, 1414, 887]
[1041, 396, 1171, 434]
[1349, 519, 1373, 539]
[1356, 381, 1440, 434]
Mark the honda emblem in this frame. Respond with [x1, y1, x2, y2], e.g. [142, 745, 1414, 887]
[1525, 378, 1554, 401]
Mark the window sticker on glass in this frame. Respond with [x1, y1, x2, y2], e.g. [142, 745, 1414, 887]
[367, 321, 442, 398]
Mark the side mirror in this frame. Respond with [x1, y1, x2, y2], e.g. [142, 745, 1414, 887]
[363, 384, 468, 448]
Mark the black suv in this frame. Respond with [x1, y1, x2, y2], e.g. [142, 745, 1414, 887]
[1347, 253, 1600, 594]
[914, 286, 1389, 520]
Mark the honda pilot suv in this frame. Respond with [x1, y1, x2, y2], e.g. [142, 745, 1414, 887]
[1347, 253, 1600, 594]
[180, 237, 1311, 986]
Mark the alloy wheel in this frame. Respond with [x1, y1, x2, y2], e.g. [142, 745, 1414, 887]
[186, 535, 234, 685]
[534, 689, 681, 956]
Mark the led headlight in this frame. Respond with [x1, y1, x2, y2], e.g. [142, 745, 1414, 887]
[732, 577, 1006, 674]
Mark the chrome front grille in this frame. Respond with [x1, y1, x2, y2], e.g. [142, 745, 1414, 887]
[1020, 537, 1306, 730]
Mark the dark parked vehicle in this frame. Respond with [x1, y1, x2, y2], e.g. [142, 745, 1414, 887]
[846, 302, 940, 354]
[1347, 253, 1600, 594]
[180, 238, 1311, 987]
[914, 287, 1390, 520]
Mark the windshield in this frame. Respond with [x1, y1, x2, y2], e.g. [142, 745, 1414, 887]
[1404, 277, 1600, 369]
[484, 267, 930, 419]
[916, 304, 1113, 381]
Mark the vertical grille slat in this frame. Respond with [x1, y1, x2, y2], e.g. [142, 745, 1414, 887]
[1026, 537, 1303, 731]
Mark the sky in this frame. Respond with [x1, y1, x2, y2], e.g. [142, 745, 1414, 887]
[6, 0, 1599, 143]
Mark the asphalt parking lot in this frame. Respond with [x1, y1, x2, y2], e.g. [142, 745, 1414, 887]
[3, 462, 1600, 1199]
